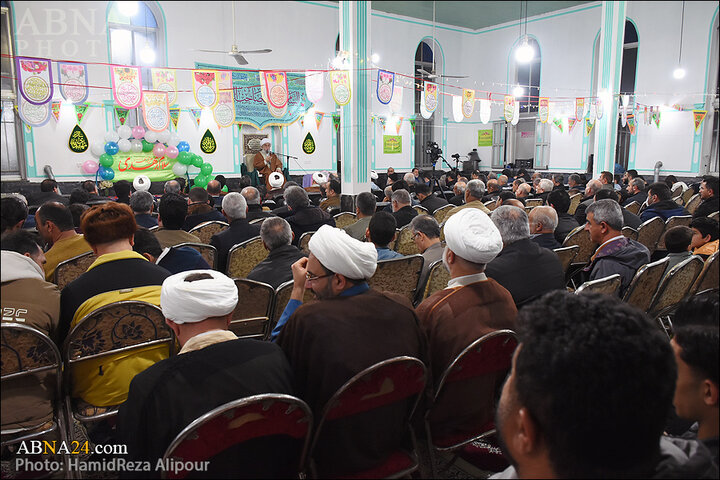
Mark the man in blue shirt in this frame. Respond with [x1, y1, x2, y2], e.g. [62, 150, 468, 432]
[367, 211, 403, 261]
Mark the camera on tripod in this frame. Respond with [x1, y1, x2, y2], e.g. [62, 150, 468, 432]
[425, 141, 442, 163]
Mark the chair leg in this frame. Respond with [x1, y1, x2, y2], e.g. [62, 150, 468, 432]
[424, 422, 438, 478]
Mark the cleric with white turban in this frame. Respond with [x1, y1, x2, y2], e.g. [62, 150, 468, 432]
[161, 270, 238, 324]
[443, 207, 503, 265]
[308, 224, 377, 280]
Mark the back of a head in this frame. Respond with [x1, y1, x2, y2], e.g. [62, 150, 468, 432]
[627, 169, 639, 179]
[498, 174, 508, 185]
[568, 173, 582, 186]
[175, 177, 187, 193]
[488, 172, 498, 180]
[702, 175, 719, 197]
[206, 180, 222, 195]
[214, 175, 227, 189]
[69, 188, 90, 205]
[664, 175, 678, 188]
[648, 182, 672, 201]
[69, 203, 89, 230]
[600, 171, 613, 184]
[538, 178, 554, 193]
[529, 206, 558, 231]
[391, 180, 409, 192]
[164, 180, 181, 195]
[547, 189, 571, 214]
[1, 229, 42, 257]
[82, 180, 97, 193]
[498, 191, 517, 204]
[383, 185, 393, 199]
[159, 193, 188, 229]
[114, 180, 132, 198]
[690, 217, 719, 241]
[487, 179, 500, 192]
[466, 179, 486, 200]
[40, 179, 57, 193]
[221, 192, 248, 221]
[403, 172, 416, 184]
[505, 198, 525, 208]
[328, 179, 341, 195]
[391, 189, 411, 206]
[188, 187, 209, 204]
[594, 188, 620, 203]
[454, 181, 466, 194]
[260, 217, 293, 250]
[81, 202, 137, 246]
[587, 179, 603, 196]
[415, 183, 431, 197]
[513, 178, 526, 188]
[586, 199, 623, 231]
[491, 205, 530, 244]
[132, 227, 163, 258]
[552, 174, 564, 184]
[241, 186, 261, 205]
[368, 211, 397, 246]
[513, 291, 675, 477]
[410, 214, 440, 239]
[1, 196, 29, 234]
[130, 191, 154, 213]
[37, 202, 75, 232]
[356, 191, 377, 216]
[284, 186, 310, 210]
[664, 226, 694, 253]
[517, 183, 532, 197]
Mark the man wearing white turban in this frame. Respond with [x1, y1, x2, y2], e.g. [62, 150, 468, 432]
[415, 208, 517, 439]
[253, 137, 283, 191]
[273, 225, 427, 477]
[118, 270, 295, 475]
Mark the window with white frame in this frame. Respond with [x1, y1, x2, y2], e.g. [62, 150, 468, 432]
[514, 37, 541, 114]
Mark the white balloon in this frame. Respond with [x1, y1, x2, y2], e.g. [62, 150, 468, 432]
[130, 139, 143, 153]
[144, 130, 157, 143]
[157, 130, 171, 144]
[118, 138, 132, 153]
[172, 162, 188, 177]
[133, 175, 151, 192]
[104, 130, 120, 143]
[90, 141, 106, 158]
[169, 133, 182, 146]
[117, 125, 132, 139]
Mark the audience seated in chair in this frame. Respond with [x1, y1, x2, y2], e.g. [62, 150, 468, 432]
[117, 270, 294, 474]
[81, 180, 110, 203]
[640, 182, 688, 223]
[662, 226, 695, 277]
[548, 189, 579, 245]
[528, 206, 561, 250]
[241, 186, 276, 222]
[182, 187, 226, 231]
[410, 214, 444, 291]
[154, 193, 200, 249]
[247, 217, 306, 289]
[390, 189, 418, 228]
[133, 227, 211, 275]
[668, 296, 719, 467]
[1, 195, 28, 235]
[449, 181, 466, 206]
[447, 179, 491, 219]
[318, 179, 341, 213]
[283, 186, 335, 247]
[210, 192, 261, 274]
[273, 225, 426, 476]
[58, 202, 171, 408]
[690, 217, 719, 259]
[580, 199, 650, 297]
[130, 191, 158, 229]
[34, 202, 92, 282]
[694, 175, 719, 219]
[367, 211, 402, 261]
[623, 177, 648, 207]
[532, 178, 554, 205]
[486, 206, 565, 306]
[574, 179, 603, 225]
[415, 208, 516, 414]
[416, 183, 449, 215]
[595, 188, 642, 230]
[343, 191, 375, 241]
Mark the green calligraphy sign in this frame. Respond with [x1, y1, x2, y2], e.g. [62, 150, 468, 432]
[383, 135, 402, 154]
[478, 129, 493, 147]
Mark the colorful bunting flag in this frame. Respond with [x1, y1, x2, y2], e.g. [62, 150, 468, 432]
[169, 107, 181, 129]
[330, 71, 351, 106]
[627, 115, 636, 135]
[575, 98, 584, 121]
[315, 112, 323, 130]
[57, 62, 88, 104]
[142, 91, 170, 132]
[111, 66, 142, 109]
[114, 106, 129, 126]
[585, 117, 594, 136]
[376, 70, 394, 105]
[653, 110, 661, 129]
[151, 68, 178, 105]
[263, 71, 289, 109]
[539, 98, 549, 123]
[379, 117, 387, 131]
[693, 110, 707, 133]
[424, 82, 438, 114]
[568, 118, 578, 133]
[409, 118, 416, 134]
[305, 70, 324, 103]
[552, 118, 564, 133]
[396, 117, 403, 135]
[15, 56, 53, 105]
[504, 95, 515, 122]
[192, 70, 218, 109]
[50, 101, 61, 122]
[332, 113, 340, 132]
[74, 103, 89, 124]
[462, 89, 475, 119]
[189, 108, 202, 128]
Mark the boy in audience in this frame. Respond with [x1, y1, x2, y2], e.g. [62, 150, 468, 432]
[662, 226, 694, 277]
[1, 195, 28, 235]
[689, 217, 719, 258]
[366, 211, 402, 260]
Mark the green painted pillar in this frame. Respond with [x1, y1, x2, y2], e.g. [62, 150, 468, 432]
[339, 1, 371, 197]
[594, 1, 626, 177]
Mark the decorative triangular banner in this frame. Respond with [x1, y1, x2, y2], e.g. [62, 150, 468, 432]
[74, 103, 89, 124]
[395, 117, 403, 135]
[169, 107, 181, 129]
[693, 110, 707, 133]
[409, 118, 416, 134]
[114, 106, 129, 125]
[332, 113, 340, 132]
[568, 117, 578, 133]
[189, 108, 202, 128]
[299, 116, 304, 128]
[627, 115, 636, 135]
[585, 117, 594, 136]
[379, 117, 387, 131]
[552, 118, 564, 133]
[315, 112, 323, 130]
[653, 110, 661, 129]
[51, 101, 61, 122]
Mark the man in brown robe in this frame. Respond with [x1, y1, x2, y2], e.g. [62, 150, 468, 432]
[275, 225, 427, 477]
[415, 208, 517, 439]
[253, 137, 283, 190]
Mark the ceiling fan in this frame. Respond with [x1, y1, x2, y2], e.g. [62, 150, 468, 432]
[416, 1, 467, 80]
[193, 2, 272, 65]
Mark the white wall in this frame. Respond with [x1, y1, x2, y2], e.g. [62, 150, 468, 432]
[7, 0, 718, 182]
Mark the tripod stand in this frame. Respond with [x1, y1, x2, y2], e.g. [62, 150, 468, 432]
[429, 155, 452, 202]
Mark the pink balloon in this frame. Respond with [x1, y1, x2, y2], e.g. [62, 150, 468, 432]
[153, 143, 166, 157]
[82, 159, 99, 174]
[132, 126, 146, 140]
[165, 145, 179, 159]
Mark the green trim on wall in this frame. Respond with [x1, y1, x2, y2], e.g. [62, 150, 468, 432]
[355, 0, 368, 183]
[232, 123, 242, 174]
[341, 1, 352, 183]
[698, 6, 719, 171]
[605, 1, 626, 175]
[581, 29, 601, 170]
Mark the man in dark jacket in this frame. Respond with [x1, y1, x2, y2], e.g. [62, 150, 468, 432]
[448, 181, 466, 206]
[486, 206, 565, 307]
[640, 182, 688, 223]
[574, 179, 603, 225]
[182, 187, 226, 231]
[694, 175, 719, 218]
[548, 189, 579, 244]
[595, 189, 642, 229]
[622, 177, 648, 207]
[583, 199, 650, 296]
[210, 192, 261, 273]
[247, 217, 306, 288]
[415, 183, 448, 215]
[133, 227, 211, 274]
[390, 189, 418, 228]
[241, 186, 276, 222]
[528, 206, 561, 249]
[29, 179, 68, 207]
[129, 191, 158, 229]
[283, 186, 335, 246]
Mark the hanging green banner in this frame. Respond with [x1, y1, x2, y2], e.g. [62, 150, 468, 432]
[383, 135, 402, 154]
[106, 152, 178, 182]
[478, 129, 493, 147]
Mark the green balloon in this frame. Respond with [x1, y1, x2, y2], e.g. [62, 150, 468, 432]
[192, 155, 204, 168]
[200, 163, 213, 176]
[142, 140, 154, 152]
[177, 151, 192, 165]
[99, 154, 114, 167]
[194, 175, 208, 188]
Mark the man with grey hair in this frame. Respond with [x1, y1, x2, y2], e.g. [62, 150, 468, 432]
[534, 178, 555, 204]
[284, 186, 335, 246]
[623, 177, 648, 207]
[410, 214, 444, 294]
[574, 178, 603, 225]
[130, 191, 158, 229]
[247, 217, 306, 288]
[528, 206, 561, 249]
[344, 192, 376, 241]
[391, 189, 417, 227]
[516, 182, 532, 199]
[552, 174, 566, 191]
[241, 186, 275, 222]
[449, 181, 466, 206]
[486, 206, 565, 306]
[210, 192, 261, 273]
[163, 180, 182, 195]
[581, 199, 650, 296]
[446, 179, 490, 219]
